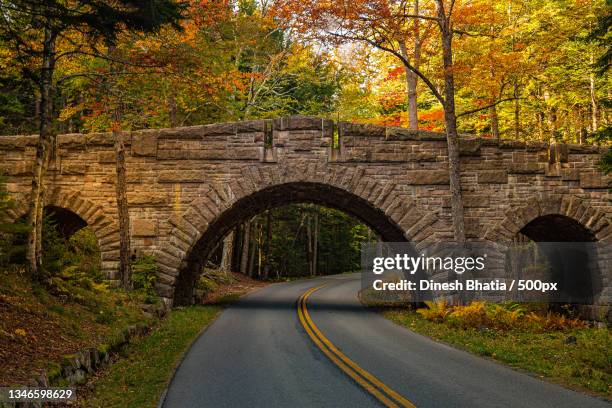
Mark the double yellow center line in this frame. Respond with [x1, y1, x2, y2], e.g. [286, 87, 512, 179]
[297, 284, 416, 408]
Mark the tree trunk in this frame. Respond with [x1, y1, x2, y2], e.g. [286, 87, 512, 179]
[248, 221, 257, 277]
[437, 3, 466, 243]
[513, 84, 520, 139]
[562, 109, 570, 140]
[578, 109, 587, 144]
[306, 213, 313, 276]
[263, 210, 271, 280]
[399, 2, 421, 131]
[548, 107, 557, 141]
[543, 90, 556, 141]
[536, 111, 545, 141]
[312, 210, 318, 276]
[489, 63, 499, 139]
[490, 104, 500, 140]
[590, 71, 598, 132]
[231, 227, 240, 271]
[113, 109, 132, 290]
[221, 230, 234, 275]
[168, 87, 178, 128]
[240, 220, 251, 274]
[27, 24, 56, 279]
[400, 42, 419, 131]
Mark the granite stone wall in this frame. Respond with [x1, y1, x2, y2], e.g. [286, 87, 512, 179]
[1, 116, 610, 309]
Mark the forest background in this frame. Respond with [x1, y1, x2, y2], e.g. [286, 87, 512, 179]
[0, 0, 610, 279]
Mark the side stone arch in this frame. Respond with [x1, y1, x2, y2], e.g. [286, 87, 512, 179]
[483, 194, 611, 314]
[156, 162, 441, 305]
[483, 194, 612, 243]
[8, 188, 120, 280]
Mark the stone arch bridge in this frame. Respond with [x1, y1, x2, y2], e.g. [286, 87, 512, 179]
[0, 116, 610, 311]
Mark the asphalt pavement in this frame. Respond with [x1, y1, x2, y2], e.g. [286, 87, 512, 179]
[162, 274, 610, 408]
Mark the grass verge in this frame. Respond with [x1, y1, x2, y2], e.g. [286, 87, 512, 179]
[0, 267, 151, 386]
[382, 308, 611, 399]
[81, 305, 222, 408]
[82, 270, 265, 407]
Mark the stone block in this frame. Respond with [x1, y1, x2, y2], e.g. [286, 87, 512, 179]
[561, 168, 580, 181]
[260, 147, 277, 162]
[371, 152, 407, 162]
[525, 141, 548, 151]
[158, 170, 205, 183]
[61, 164, 86, 175]
[407, 152, 438, 162]
[132, 219, 158, 237]
[459, 139, 481, 156]
[0, 135, 30, 150]
[478, 170, 508, 184]
[549, 143, 568, 163]
[157, 149, 230, 160]
[98, 151, 116, 163]
[580, 173, 609, 189]
[443, 195, 490, 208]
[465, 217, 481, 238]
[545, 163, 561, 177]
[58, 134, 87, 149]
[157, 126, 206, 140]
[340, 122, 385, 137]
[201, 123, 236, 136]
[0, 162, 32, 176]
[509, 163, 543, 174]
[405, 170, 449, 185]
[385, 127, 419, 140]
[230, 147, 261, 160]
[568, 144, 599, 154]
[128, 193, 169, 206]
[237, 120, 265, 133]
[87, 132, 114, 146]
[274, 116, 324, 131]
[131, 131, 158, 156]
[499, 140, 525, 149]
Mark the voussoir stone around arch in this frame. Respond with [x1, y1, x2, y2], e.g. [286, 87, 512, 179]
[484, 194, 612, 243]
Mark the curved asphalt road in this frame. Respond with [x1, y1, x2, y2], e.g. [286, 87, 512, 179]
[162, 274, 609, 408]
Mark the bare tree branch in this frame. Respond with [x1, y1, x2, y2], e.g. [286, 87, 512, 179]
[400, 13, 439, 22]
[322, 29, 445, 105]
[457, 97, 519, 118]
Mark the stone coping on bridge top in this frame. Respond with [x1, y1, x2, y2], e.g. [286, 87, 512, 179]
[0, 115, 608, 155]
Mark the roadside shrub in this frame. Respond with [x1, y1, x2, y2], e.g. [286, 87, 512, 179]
[195, 268, 240, 302]
[417, 300, 585, 332]
[485, 302, 526, 330]
[417, 300, 451, 322]
[132, 254, 159, 304]
[197, 276, 219, 293]
[39, 216, 107, 310]
[447, 301, 488, 328]
[524, 312, 586, 331]
[41, 215, 69, 278]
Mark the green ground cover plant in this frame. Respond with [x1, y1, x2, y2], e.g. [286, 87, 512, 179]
[382, 302, 611, 398]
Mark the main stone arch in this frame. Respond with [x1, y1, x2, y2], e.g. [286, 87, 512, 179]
[156, 164, 441, 305]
